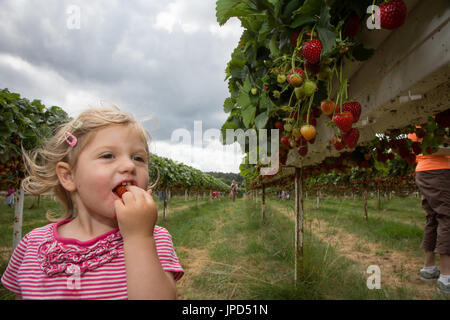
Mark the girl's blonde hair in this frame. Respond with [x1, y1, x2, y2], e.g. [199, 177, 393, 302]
[22, 107, 157, 221]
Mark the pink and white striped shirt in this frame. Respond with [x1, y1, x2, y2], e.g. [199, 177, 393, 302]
[1, 219, 184, 300]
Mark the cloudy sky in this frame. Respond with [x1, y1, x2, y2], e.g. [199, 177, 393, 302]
[0, 0, 245, 173]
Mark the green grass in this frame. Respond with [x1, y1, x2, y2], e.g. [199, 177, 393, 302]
[0, 194, 444, 300]
[274, 196, 425, 257]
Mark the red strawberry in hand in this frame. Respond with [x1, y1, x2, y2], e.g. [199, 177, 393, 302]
[342, 128, 360, 149]
[342, 102, 361, 123]
[302, 40, 322, 64]
[333, 112, 354, 132]
[380, 0, 408, 30]
[114, 185, 128, 198]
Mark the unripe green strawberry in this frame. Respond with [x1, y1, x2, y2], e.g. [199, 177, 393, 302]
[284, 123, 293, 132]
[272, 90, 280, 99]
[277, 74, 286, 84]
[303, 80, 317, 96]
[294, 86, 305, 99]
[251, 88, 258, 95]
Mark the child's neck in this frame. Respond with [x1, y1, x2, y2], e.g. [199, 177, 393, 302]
[58, 215, 118, 242]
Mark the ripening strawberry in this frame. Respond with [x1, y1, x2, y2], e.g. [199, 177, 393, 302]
[321, 100, 335, 116]
[380, 0, 408, 30]
[300, 124, 316, 141]
[301, 40, 322, 64]
[287, 68, 306, 87]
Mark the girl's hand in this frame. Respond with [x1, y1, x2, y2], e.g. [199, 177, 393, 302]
[114, 186, 157, 240]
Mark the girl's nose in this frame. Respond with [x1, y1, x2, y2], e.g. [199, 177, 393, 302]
[118, 156, 136, 173]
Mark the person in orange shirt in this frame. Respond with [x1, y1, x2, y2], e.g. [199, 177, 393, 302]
[409, 132, 450, 295]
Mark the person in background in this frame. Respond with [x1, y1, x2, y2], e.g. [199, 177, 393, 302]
[409, 130, 450, 295]
[5, 188, 14, 208]
[230, 180, 238, 202]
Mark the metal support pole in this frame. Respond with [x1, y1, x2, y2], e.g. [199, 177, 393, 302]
[294, 167, 304, 285]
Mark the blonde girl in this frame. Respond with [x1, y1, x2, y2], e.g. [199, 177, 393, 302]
[1, 107, 183, 300]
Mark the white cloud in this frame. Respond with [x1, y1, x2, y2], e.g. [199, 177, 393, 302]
[152, 139, 244, 173]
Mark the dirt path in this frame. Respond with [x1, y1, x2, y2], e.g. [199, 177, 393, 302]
[270, 202, 438, 299]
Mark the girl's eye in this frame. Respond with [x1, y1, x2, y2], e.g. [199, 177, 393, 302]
[133, 156, 146, 162]
[101, 153, 114, 159]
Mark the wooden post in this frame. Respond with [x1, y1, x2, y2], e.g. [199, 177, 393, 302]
[185, 189, 188, 201]
[364, 190, 368, 222]
[262, 184, 266, 222]
[316, 190, 320, 209]
[196, 189, 199, 207]
[12, 185, 25, 251]
[294, 167, 304, 285]
[163, 189, 167, 220]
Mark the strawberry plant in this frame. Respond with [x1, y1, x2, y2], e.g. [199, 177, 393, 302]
[0, 88, 69, 190]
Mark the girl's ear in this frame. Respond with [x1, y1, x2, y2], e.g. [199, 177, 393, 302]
[56, 162, 76, 192]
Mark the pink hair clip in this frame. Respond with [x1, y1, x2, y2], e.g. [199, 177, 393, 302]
[64, 131, 78, 147]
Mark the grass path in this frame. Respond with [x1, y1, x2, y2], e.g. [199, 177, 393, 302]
[268, 200, 441, 299]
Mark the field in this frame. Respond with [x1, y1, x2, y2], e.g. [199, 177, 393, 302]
[1, 193, 449, 300]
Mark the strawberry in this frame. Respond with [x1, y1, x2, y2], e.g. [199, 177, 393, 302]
[301, 40, 322, 64]
[333, 112, 354, 132]
[114, 185, 128, 198]
[342, 128, 360, 149]
[327, 104, 341, 119]
[304, 61, 320, 74]
[300, 124, 316, 141]
[332, 135, 345, 151]
[274, 121, 284, 130]
[321, 100, 335, 116]
[297, 144, 308, 157]
[281, 135, 291, 148]
[343, 13, 360, 38]
[290, 31, 300, 48]
[287, 68, 306, 87]
[380, 0, 408, 30]
[342, 101, 361, 123]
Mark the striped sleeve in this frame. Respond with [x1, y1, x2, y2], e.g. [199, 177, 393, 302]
[1, 234, 29, 295]
[154, 226, 184, 281]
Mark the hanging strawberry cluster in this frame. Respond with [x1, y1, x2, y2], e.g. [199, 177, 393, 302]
[217, 0, 410, 186]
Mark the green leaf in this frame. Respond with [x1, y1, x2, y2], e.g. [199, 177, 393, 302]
[216, 0, 257, 26]
[237, 89, 251, 109]
[292, 0, 323, 17]
[352, 43, 375, 61]
[242, 105, 256, 128]
[268, 33, 280, 57]
[317, 26, 337, 57]
[223, 97, 235, 113]
[290, 14, 317, 28]
[255, 111, 269, 129]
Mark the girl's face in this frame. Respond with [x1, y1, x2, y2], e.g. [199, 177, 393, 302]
[71, 124, 149, 220]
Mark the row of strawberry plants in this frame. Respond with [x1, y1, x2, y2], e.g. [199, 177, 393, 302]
[0, 88, 70, 190]
[247, 112, 449, 191]
[148, 154, 229, 192]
